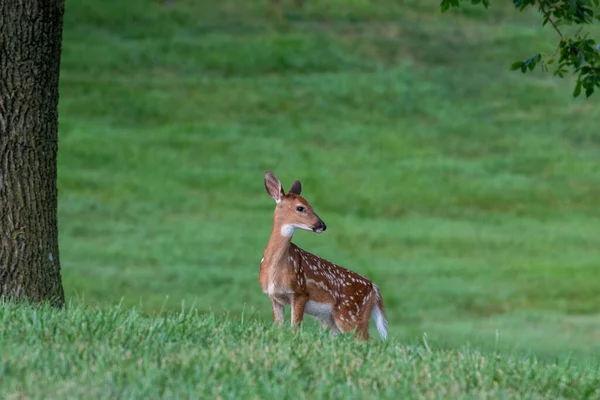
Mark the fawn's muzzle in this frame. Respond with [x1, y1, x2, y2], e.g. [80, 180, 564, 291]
[313, 219, 327, 233]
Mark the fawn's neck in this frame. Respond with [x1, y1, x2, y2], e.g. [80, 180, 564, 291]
[264, 220, 294, 267]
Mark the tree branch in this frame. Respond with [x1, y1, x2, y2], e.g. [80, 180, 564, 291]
[538, 0, 564, 39]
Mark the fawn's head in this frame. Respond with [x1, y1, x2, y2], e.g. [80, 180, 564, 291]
[264, 171, 327, 237]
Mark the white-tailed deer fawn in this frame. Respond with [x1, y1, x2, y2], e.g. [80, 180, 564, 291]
[259, 171, 388, 341]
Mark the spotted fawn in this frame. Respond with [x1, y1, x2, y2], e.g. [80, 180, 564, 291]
[259, 171, 388, 341]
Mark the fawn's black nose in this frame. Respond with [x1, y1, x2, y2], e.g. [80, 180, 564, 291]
[313, 219, 327, 233]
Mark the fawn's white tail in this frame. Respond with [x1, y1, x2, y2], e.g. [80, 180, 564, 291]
[372, 285, 388, 340]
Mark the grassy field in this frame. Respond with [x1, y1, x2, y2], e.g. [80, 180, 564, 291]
[44, 0, 600, 379]
[2, 302, 600, 399]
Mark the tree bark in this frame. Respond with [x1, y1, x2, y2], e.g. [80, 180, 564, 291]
[0, 0, 65, 306]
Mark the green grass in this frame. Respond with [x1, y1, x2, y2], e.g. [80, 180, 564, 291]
[2, 302, 600, 399]
[46, 0, 600, 389]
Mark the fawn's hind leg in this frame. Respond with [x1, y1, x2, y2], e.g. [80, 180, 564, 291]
[320, 315, 342, 336]
[354, 293, 377, 341]
[354, 325, 370, 341]
[332, 312, 355, 335]
[320, 314, 334, 329]
[329, 323, 341, 336]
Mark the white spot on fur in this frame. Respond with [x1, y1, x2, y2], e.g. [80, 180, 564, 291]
[306, 279, 335, 297]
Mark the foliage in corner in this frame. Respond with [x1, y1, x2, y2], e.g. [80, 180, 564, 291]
[441, 0, 600, 98]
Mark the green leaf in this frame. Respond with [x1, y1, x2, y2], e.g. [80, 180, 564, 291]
[443, 0, 598, 98]
[573, 80, 582, 97]
[510, 61, 524, 70]
[440, 0, 459, 13]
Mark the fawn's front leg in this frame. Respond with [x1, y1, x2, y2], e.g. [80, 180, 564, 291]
[291, 294, 309, 331]
[271, 298, 284, 324]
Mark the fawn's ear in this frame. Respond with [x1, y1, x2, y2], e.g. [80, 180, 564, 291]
[288, 180, 302, 195]
[264, 171, 285, 203]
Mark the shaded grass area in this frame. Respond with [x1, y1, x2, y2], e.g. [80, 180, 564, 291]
[2, 303, 600, 399]
[57, 0, 600, 361]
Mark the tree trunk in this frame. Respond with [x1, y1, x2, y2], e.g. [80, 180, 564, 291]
[0, 0, 65, 306]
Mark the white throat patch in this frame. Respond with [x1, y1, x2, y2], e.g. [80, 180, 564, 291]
[280, 224, 295, 237]
[281, 223, 312, 237]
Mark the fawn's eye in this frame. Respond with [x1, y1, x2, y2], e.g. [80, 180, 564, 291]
[296, 206, 305, 212]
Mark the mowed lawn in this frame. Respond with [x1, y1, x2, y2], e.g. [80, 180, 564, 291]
[57, 0, 600, 361]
